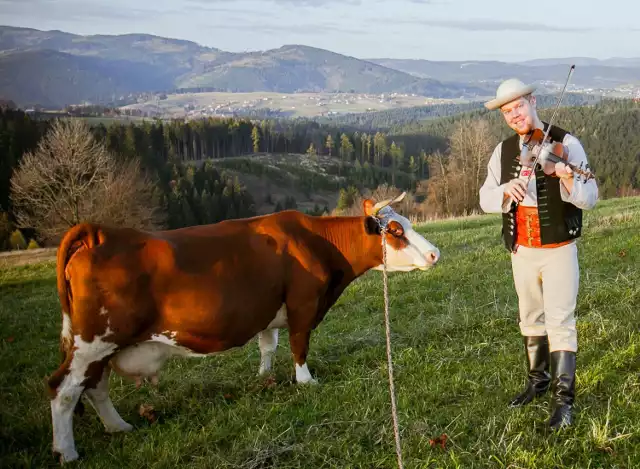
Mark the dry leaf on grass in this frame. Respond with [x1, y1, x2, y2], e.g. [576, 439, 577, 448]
[138, 404, 157, 423]
[429, 433, 448, 450]
[263, 376, 277, 389]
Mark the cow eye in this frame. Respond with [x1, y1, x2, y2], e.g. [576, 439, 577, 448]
[387, 220, 404, 237]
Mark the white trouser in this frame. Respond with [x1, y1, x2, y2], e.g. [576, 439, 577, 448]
[510, 241, 579, 352]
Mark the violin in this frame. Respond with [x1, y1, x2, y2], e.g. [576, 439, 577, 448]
[521, 128, 596, 182]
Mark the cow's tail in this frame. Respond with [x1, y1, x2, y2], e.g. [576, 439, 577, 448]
[56, 222, 103, 319]
[54, 223, 104, 414]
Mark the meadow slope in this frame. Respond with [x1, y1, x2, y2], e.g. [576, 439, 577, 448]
[0, 196, 639, 468]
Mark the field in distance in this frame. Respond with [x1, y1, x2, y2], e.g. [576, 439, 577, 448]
[120, 91, 469, 119]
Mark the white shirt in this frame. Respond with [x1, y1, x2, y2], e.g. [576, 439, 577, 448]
[479, 132, 599, 214]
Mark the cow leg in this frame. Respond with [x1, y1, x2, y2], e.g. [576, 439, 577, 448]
[48, 353, 82, 463]
[288, 329, 317, 384]
[48, 335, 118, 463]
[84, 365, 133, 433]
[258, 328, 279, 376]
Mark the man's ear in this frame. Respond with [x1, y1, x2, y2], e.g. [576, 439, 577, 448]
[364, 216, 381, 235]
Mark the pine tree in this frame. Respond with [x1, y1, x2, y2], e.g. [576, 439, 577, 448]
[252, 126, 261, 153]
[325, 134, 334, 156]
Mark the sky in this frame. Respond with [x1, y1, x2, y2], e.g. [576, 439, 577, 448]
[1, 0, 639, 61]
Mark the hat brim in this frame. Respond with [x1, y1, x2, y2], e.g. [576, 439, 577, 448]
[484, 85, 536, 110]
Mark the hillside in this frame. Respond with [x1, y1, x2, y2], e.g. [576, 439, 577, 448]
[0, 49, 175, 108]
[0, 25, 222, 67]
[367, 58, 640, 91]
[0, 26, 492, 109]
[204, 152, 418, 216]
[176, 44, 488, 97]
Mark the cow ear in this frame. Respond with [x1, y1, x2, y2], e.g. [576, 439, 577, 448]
[364, 216, 381, 235]
[363, 198, 375, 217]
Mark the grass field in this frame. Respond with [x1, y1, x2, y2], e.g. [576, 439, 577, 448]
[1, 197, 639, 468]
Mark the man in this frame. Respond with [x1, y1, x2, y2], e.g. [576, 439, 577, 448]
[479, 78, 598, 429]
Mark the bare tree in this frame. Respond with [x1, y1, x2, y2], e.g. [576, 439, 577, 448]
[422, 119, 493, 217]
[449, 117, 493, 212]
[10, 119, 165, 243]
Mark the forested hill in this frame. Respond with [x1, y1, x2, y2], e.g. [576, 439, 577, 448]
[1, 98, 638, 249]
[317, 92, 604, 131]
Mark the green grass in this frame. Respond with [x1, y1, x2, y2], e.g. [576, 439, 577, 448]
[1, 197, 639, 468]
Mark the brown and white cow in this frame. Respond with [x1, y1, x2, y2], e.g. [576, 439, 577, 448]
[46, 192, 439, 463]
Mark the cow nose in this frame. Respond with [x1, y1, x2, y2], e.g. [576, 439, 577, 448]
[428, 250, 439, 264]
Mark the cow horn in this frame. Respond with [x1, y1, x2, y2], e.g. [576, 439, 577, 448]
[392, 191, 406, 204]
[372, 192, 407, 215]
[372, 198, 392, 215]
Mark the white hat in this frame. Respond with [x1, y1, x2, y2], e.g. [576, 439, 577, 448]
[484, 78, 536, 110]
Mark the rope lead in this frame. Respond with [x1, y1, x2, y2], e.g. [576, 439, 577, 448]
[381, 230, 404, 469]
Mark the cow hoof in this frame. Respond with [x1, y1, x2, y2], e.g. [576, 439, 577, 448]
[298, 378, 318, 385]
[55, 447, 79, 464]
[105, 421, 134, 433]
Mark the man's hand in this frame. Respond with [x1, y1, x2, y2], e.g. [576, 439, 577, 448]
[554, 161, 573, 179]
[504, 178, 527, 202]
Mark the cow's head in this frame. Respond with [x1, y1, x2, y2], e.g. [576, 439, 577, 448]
[363, 192, 440, 272]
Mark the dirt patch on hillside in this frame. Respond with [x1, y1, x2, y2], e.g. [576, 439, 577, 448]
[228, 170, 339, 215]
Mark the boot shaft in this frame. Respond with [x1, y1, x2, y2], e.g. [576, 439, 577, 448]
[523, 335, 551, 386]
[550, 350, 576, 405]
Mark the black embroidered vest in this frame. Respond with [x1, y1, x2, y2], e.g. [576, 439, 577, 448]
[500, 123, 583, 252]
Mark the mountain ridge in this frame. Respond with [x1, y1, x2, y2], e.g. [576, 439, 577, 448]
[1, 25, 638, 109]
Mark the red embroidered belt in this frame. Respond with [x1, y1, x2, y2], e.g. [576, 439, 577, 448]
[515, 206, 572, 248]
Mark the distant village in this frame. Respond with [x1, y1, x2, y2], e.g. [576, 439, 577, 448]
[5, 83, 637, 119]
[119, 91, 458, 120]
[112, 84, 640, 119]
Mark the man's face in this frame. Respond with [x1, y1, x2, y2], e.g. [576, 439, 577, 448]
[500, 96, 535, 135]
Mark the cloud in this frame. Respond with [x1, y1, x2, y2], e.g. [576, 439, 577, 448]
[388, 17, 599, 32]
[0, 0, 177, 21]
[201, 21, 371, 37]
[187, 0, 362, 6]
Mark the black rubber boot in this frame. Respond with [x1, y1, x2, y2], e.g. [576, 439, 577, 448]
[509, 335, 551, 407]
[548, 350, 576, 430]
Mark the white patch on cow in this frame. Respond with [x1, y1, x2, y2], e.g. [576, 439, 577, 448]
[267, 305, 288, 329]
[149, 332, 206, 356]
[99, 306, 108, 316]
[295, 362, 317, 384]
[61, 313, 72, 343]
[51, 325, 118, 464]
[256, 305, 287, 376]
[257, 328, 279, 375]
[149, 333, 178, 346]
